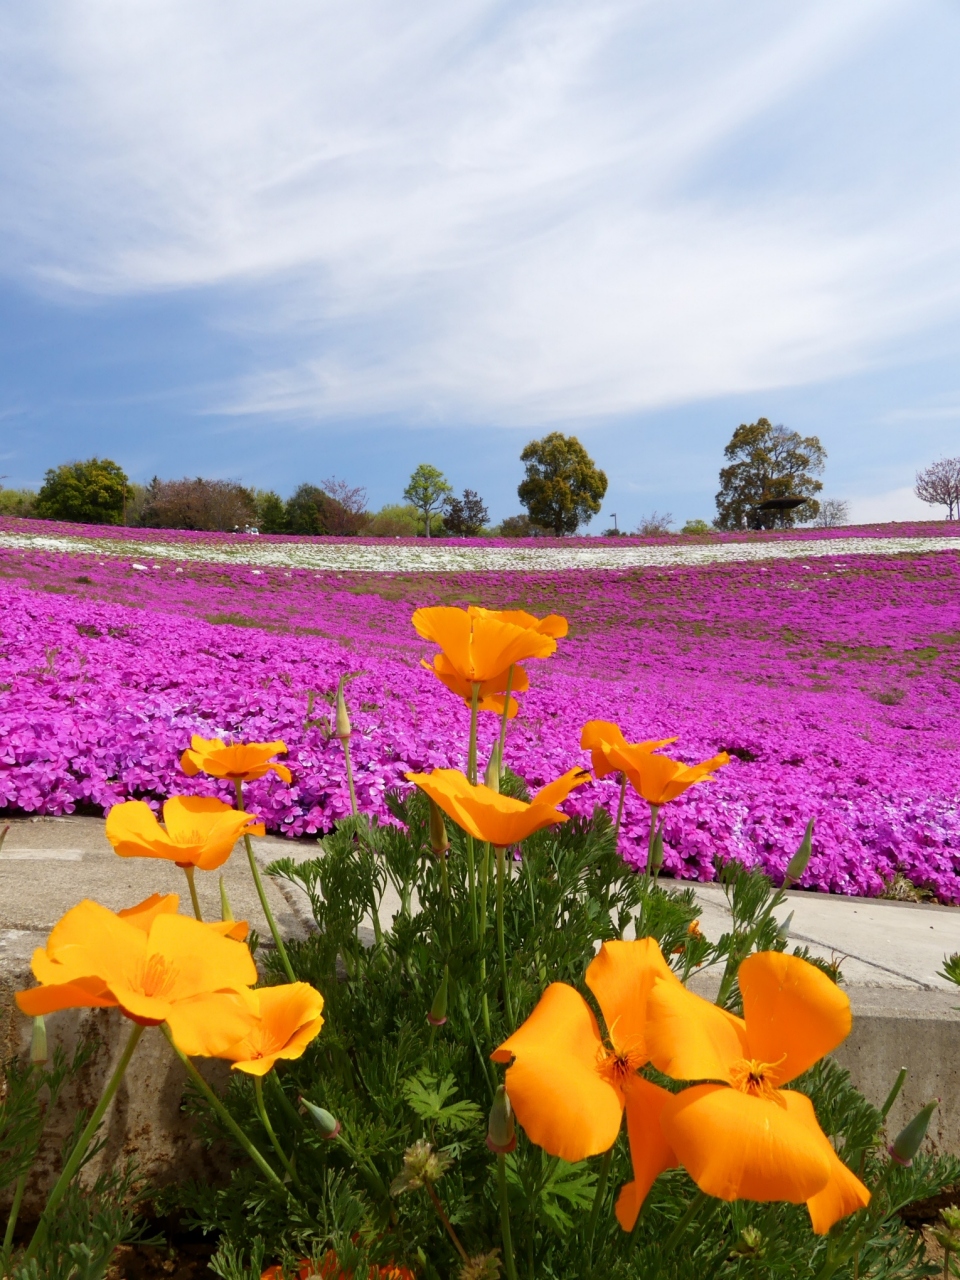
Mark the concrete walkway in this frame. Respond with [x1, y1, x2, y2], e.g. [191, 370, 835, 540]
[2, 815, 959, 1190]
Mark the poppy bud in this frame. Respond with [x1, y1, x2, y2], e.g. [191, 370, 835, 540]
[649, 826, 664, 875]
[776, 911, 794, 945]
[335, 675, 351, 740]
[889, 1099, 938, 1166]
[30, 1015, 47, 1065]
[484, 746, 501, 793]
[219, 874, 234, 923]
[783, 819, 814, 888]
[300, 1096, 341, 1139]
[429, 799, 450, 856]
[486, 1086, 516, 1154]
[428, 968, 449, 1027]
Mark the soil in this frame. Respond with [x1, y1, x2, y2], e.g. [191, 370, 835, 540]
[107, 1240, 217, 1280]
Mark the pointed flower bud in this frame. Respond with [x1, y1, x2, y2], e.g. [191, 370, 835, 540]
[484, 745, 501, 793]
[889, 1099, 938, 1166]
[219, 874, 234, 923]
[300, 1096, 341, 1140]
[486, 1086, 516, 1154]
[30, 1015, 47, 1065]
[649, 825, 664, 875]
[429, 798, 450, 857]
[335, 675, 351, 741]
[427, 968, 449, 1027]
[783, 819, 814, 888]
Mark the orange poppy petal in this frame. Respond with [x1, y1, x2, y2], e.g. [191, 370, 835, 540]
[17, 976, 116, 1015]
[645, 978, 747, 1081]
[148, 913, 258, 997]
[41, 900, 145, 984]
[615, 1075, 679, 1230]
[105, 800, 176, 860]
[162, 794, 234, 840]
[806, 1148, 871, 1234]
[533, 768, 592, 809]
[491, 983, 623, 1161]
[165, 990, 262, 1058]
[740, 952, 852, 1086]
[662, 1085, 831, 1204]
[469, 606, 569, 638]
[585, 938, 677, 1062]
[406, 769, 569, 846]
[117, 893, 181, 931]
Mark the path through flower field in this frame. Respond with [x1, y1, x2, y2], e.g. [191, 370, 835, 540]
[1, 522, 958, 900]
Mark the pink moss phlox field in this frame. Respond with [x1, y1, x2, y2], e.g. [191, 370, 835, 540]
[0, 541, 958, 900]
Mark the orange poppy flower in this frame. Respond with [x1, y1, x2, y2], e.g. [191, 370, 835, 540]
[468, 606, 569, 639]
[421, 654, 531, 718]
[405, 767, 589, 846]
[117, 892, 249, 942]
[106, 796, 265, 871]
[411, 606, 558, 684]
[580, 720, 677, 778]
[491, 940, 681, 1185]
[180, 736, 292, 783]
[16, 900, 258, 1057]
[642, 951, 870, 1232]
[261, 1254, 414, 1280]
[216, 982, 325, 1076]
[601, 740, 729, 804]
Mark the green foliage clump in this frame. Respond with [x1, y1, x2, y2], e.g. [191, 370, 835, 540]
[34, 458, 128, 525]
[715, 419, 826, 530]
[518, 432, 607, 535]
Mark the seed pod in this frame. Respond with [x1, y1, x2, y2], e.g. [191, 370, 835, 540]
[486, 1086, 516, 1154]
[429, 799, 450, 856]
[428, 968, 449, 1027]
[335, 675, 351, 740]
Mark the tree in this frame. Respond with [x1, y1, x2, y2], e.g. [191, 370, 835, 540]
[635, 511, 673, 537]
[680, 519, 712, 535]
[254, 490, 288, 534]
[443, 489, 488, 537]
[141, 477, 257, 531]
[366, 504, 420, 537]
[811, 498, 850, 528]
[517, 433, 607, 536]
[916, 458, 960, 520]
[715, 419, 825, 530]
[499, 514, 548, 538]
[403, 465, 452, 539]
[321, 477, 368, 536]
[0, 488, 37, 518]
[34, 457, 128, 525]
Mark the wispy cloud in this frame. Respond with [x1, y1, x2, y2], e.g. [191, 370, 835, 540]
[0, 0, 958, 429]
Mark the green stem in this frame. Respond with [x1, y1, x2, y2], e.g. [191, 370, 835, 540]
[641, 804, 660, 895]
[585, 1147, 614, 1265]
[162, 1026, 285, 1189]
[466, 834, 478, 943]
[614, 774, 627, 846]
[2, 1171, 27, 1270]
[497, 665, 515, 775]
[497, 1153, 519, 1280]
[480, 841, 492, 933]
[234, 779, 296, 982]
[663, 1189, 708, 1253]
[266, 1069, 302, 1129]
[25, 1022, 145, 1261]
[496, 847, 515, 1029]
[468, 682, 480, 784]
[342, 735, 358, 816]
[182, 864, 203, 920]
[424, 1182, 469, 1262]
[255, 1075, 299, 1184]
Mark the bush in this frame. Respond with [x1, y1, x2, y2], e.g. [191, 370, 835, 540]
[634, 511, 674, 537]
[254, 490, 288, 534]
[34, 458, 128, 526]
[499, 514, 549, 538]
[0, 488, 37, 517]
[680, 519, 713, 535]
[141, 477, 257, 532]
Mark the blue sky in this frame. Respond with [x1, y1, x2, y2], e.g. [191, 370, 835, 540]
[1, 0, 959, 528]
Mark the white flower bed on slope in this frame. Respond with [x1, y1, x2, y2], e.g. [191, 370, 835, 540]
[1, 530, 958, 572]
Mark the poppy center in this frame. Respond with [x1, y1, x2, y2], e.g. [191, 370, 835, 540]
[138, 953, 179, 1000]
[170, 827, 205, 848]
[596, 1035, 646, 1086]
[729, 1057, 783, 1100]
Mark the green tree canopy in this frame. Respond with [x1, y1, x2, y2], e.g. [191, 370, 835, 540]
[34, 458, 128, 525]
[403, 464, 452, 539]
[517, 432, 607, 535]
[443, 488, 488, 537]
[715, 419, 826, 530]
[254, 490, 288, 533]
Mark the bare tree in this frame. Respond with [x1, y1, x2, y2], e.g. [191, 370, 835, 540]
[321, 477, 368, 535]
[634, 511, 674, 537]
[811, 498, 849, 528]
[916, 458, 960, 520]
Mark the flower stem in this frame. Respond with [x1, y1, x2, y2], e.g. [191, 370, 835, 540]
[342, 735, 358, 816]
[162, 1025, 285, 1189]
[496, 847, 515, 1029]
[182, 864, 203, 920]
[497, 1153, 519, 1280]
[25, 1022, 145, 1261]
[614, 774, 627, 846]
[254, 1075, 299, 1185]
[663, 1189, 708, 1253]
[641, 803, 660, 895]
[468, 683, 480, 784]
[585, 1146, 614, 1265]
[234, 779, 296, 982]
[497, 665, 515, 776]
[2, 1172, 27, 1271]
[424, 1182, 469, 1262]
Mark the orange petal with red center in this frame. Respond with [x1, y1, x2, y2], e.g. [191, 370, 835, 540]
[615, 1075, 679, 1230]
[585, 938, 677, 1064]
[645, 977, 747, 1082]
[662, 1084, 831, 1204]
[491, 983, 623, 1161]
[740, 952, 852, 1086]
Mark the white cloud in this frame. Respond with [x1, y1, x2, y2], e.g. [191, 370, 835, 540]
[847, 486, 942, 525]
[0, 0, 958, 427]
